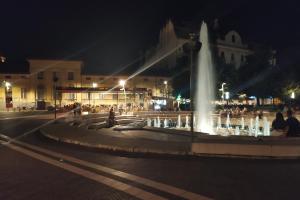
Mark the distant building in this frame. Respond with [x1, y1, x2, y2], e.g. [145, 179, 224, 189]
[216, 30, 253, 69]
[146, 20, 277, 70]
[0, 59, 172, 111]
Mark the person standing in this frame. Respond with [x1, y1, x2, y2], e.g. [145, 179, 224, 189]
[286, 109, 300, 137]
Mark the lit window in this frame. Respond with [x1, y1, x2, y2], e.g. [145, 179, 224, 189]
[21, 88, 27, 99]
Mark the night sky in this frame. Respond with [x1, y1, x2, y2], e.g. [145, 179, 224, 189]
[1, 0, 299, 74]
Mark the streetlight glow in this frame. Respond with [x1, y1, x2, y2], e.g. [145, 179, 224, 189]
[119, 80, 126, 88]
[164, 80, 168, 85]
[225, 92, 230, 100]
[92, 82, 98, 88]
[291, 92, 295, 99]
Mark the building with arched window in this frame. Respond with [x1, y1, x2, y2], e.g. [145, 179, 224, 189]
[216, 30, 253, 69]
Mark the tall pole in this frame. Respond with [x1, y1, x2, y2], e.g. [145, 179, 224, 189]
[53, 77, 58, 120]
[123, 87, 127, 114]
[54, 86, 57, 119]
[190, 43, 194, 134]
[189, 33, 196, 136]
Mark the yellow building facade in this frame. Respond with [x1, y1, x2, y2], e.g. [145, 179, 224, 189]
[0, 59, 172, 111]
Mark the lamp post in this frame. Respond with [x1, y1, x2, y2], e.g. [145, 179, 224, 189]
[189, 33, 202, 136]
[220, 82, 226, 103]
[53, 77, 58, 119]
[119, 80, 126, 114]
[225, 91, 230, 106]
[164, 80, 168, 98]
[3, 81, 12, 111]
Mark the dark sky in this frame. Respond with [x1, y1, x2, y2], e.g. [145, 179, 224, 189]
[1, 0, 300, 74]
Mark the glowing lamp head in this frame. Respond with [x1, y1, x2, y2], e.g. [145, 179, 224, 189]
[291, 92, 295, 99]
[225, 92, 230, 100]
[119, 80, 126, 87]
[4, 81, 11, 89]
[163, 80, 168, 85]
[92, 82, 98, 88]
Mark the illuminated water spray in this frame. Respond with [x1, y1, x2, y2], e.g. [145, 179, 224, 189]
[195, 22, 215, 134]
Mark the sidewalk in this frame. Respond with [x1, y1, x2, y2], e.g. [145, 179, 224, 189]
[40, 123, 192, 155]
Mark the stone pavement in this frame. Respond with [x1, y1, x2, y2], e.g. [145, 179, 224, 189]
[40, 123, 192, 155]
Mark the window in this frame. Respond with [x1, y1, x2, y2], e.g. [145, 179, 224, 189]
[144, 78, 149, 82]
[99, 77, 104, 80]
[37, 72, 44, 80]
[20, 75, 27, 79]
[99, 93, 105, 99]
[21, 88, 27, 99]
[113, 94, 118, 100]
[5, 75, 11, 79]
[37, 85, 45, 100]
[68, 72, 74, 80]
[231, 54, 235, 62]
[232, 35, 236, 43]
[86, 77, 91, 80]
[53, 72, 58, 80]
[68, 93, 76, 100]
[220, 51, 225, 59]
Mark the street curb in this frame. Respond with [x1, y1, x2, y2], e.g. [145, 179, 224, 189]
[39, 124, 300, 160]
[39, 128, 192, 156]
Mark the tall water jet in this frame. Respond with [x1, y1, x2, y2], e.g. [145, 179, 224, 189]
[226, 114, 231, 129]
[177, 115, 181, 128]
[241, 117, 245, 130]
[217, 116, 222, 130]
[185, 116, 190, 129]
[147, 118, 151, 127]
[235, 126, 240, 136]
[157, 116, 161, 128]
[195, 22, 215, 134]
[249, 118, 254, 136]
[164, 118, 168, 128]
[255, 116, 259, 137]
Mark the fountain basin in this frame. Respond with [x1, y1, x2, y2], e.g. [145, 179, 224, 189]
[192, 135, 300, 158]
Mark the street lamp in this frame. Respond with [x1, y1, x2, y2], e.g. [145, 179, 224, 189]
[92, 82, 98, 88]
[4, 81, 11, 90]
[189, 32, 202, 135]
[119, 80, 126, 114]
[225, 91, 230, 106]
[219, 82, 226, 102]
[291, 92, 295, 99]
[163, 80, 168, 98]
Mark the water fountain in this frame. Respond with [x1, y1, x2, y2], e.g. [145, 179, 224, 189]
[217, 116, 222, 130]
[157, 116, 161, 128]
[176, 115, 181, 128]
[164, 118, 168, 128]
[235, 126, 240, 136]
[185, 116, 190, 129]
[241, 117, 245, 130]
[226, 114, 231, 129]
[195, 22, 215, 134]
[145, 21, 272, 137]
[147, 118, 151, 127]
